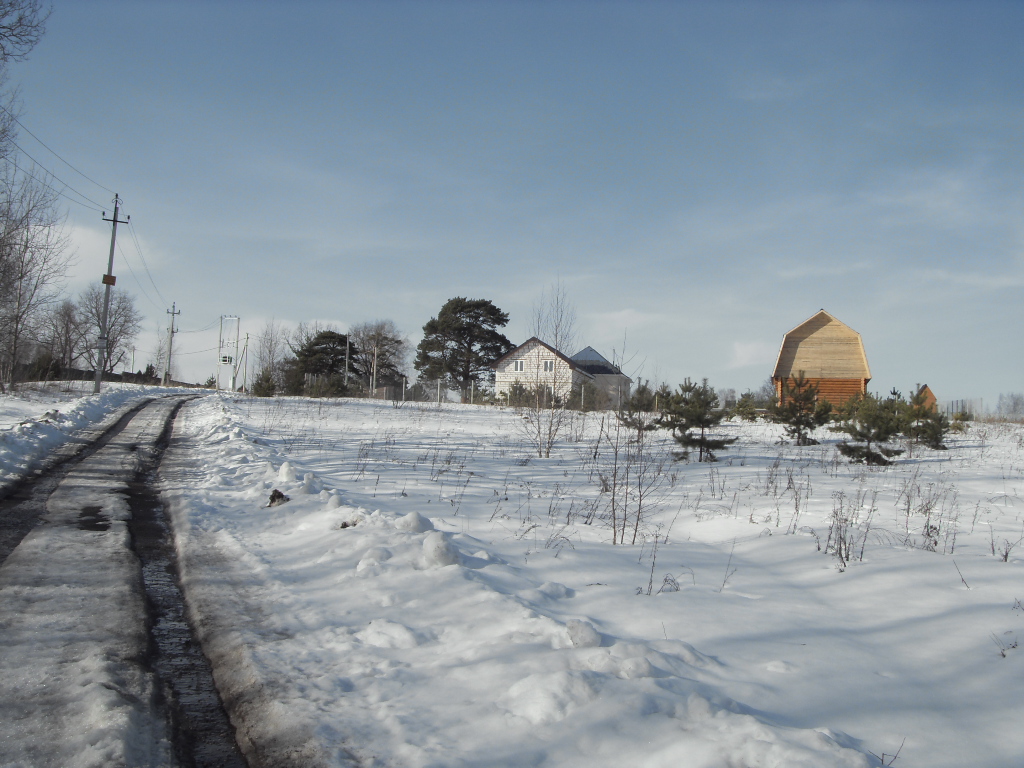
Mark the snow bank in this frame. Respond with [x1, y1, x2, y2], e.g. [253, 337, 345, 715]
[0, 384, 191, 495]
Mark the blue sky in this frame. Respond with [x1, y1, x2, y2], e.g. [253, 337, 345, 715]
[12, 0, 1023, 404]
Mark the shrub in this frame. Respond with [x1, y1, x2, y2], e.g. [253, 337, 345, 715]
[251, 369, 277, 398]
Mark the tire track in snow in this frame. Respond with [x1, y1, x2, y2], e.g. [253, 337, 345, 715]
[0, 394, 249, 768]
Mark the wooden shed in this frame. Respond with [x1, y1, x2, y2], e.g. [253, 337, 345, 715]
[772, 310, 871, 406]
[915, 384, 937, 411]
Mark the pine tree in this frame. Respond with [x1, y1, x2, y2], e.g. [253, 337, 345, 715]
[770, 372, 831, 445]
[659, 378, 736, 462]
[906, 385, 949, 450]
[836, 390, 905, 465]
[732, 391, 759, 422]
[415, 297, 514, 402]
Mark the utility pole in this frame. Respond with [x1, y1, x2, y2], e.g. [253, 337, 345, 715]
[238, 333, 249, 393]
[371, 344, 378, 398]
[163, 303, 180, 386]
[93, 194, 129, 394]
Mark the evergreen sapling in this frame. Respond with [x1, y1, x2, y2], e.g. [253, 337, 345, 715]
[659, 378, 736, 462]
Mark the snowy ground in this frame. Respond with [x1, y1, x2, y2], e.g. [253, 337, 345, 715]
[0, 397, 189, 768]
[0, 382, 188, 492]
[159, 395, 1024, 768]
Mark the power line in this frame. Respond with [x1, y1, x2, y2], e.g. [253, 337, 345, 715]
[8, 153, 104, 212]
[177, 318, 221, 334]
[9, 140, 107, 209]
[115, 240, 162, 312]
[176, 345, 219, 356]
[0, 111, 176, 329]
[0, 104, 117, 195]
[124, 218, 168, 307]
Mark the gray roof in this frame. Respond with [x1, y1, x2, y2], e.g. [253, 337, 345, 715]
[571, 347, 624, 376]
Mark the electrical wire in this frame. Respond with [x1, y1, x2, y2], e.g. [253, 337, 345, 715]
[115, 240, 163, 312]
[177, 318, 221, 334]
[0, 104, 118, 195]
[9, 140, 107, 209]
[175, 345, 219, 356]
[8, 153, 105, 212]
[0, 110, 177, 325]
[124, 218, 169, 307]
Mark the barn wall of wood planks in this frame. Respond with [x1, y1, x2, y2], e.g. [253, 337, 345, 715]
[772, 311, 871, 407]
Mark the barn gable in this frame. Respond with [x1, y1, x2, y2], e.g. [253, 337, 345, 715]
[772, 310, 871, 405]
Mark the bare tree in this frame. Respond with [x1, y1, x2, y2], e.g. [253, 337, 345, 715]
[149, 331, 169, 384]
[0, 169, 71, 388]
[76, 285, 142, 373]
[530, 279, 578, 355]
[41, 297, 85, 371]
[349, 319, 407, 393]
[511, 282, 583, 456]
[253, 318, 288, 385]
[287, 320, 338, 356]
[0, 2, 50, 168]
[0, 1, 48, 63]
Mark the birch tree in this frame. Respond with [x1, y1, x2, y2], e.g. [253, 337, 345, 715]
[0, 170, 70, 387]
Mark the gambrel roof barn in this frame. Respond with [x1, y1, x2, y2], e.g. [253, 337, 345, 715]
[772, 310, 871, 406]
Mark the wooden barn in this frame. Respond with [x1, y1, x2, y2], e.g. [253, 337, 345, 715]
[772, 310, 871, 406]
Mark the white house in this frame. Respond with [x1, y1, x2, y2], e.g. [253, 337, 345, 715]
[491, 338, 631, 405]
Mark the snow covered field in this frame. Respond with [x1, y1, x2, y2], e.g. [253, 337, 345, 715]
[160, 395, 1024, 768]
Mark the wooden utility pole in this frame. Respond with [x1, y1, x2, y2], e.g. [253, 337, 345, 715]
[163, 303, 180, 386]
[93, 194, 129, 394]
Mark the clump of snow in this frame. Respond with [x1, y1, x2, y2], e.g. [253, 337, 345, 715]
[500, 670, 597, 725]
[395, 510, 434, 532]
[421, 530, 460, 567]
[566, 619, 602, 648]
[357, 619, 424, 649]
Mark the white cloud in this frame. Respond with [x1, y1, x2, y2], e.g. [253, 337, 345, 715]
[727, 340, 778, 370]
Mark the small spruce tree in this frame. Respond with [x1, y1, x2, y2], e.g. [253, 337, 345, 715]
[659, 378, 737, 462]
[836, 390, 905, 465]
[618, 381, 661, 441]
[732, 391, 759, 422]
[906, 385, 949, 450]
[769, 372, 832, 445]
[251, 368, 277, 397]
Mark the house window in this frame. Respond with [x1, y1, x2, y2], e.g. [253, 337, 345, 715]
[543, 360, 554, 372]
[513, 360, 524, 372]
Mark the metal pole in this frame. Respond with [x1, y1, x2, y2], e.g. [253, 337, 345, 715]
[94, 194, 127, 394]
[437, 379, 441, 405]
[241, 334, 249, 392]
[217, 316, 224, 390]
[230, 318, 240, 391]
